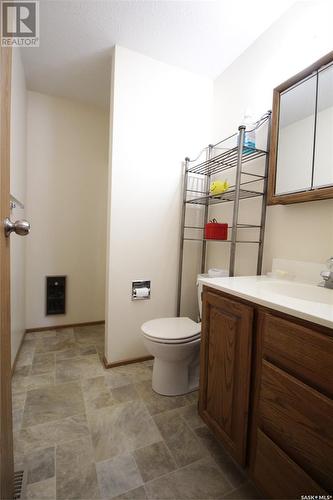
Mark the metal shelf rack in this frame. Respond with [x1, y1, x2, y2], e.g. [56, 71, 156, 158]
[177, 112, 271, 316]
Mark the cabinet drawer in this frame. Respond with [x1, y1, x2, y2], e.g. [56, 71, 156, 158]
[258, 360, 333, 492]
[261, 312, 333, 397]
[253, 429, 326, 499]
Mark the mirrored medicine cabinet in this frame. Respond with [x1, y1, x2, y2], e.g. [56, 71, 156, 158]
[268, 51, 333, 204]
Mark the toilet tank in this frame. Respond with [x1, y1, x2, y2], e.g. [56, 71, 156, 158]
[196, 270, 229, 320]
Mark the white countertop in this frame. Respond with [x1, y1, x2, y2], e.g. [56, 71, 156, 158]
[198, 275, 333, 329]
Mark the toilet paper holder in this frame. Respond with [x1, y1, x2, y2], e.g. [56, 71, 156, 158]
[132, 280, 151, 300]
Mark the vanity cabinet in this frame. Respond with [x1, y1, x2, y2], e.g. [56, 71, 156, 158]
[199, 286, 333, 498]
[198, 290, 253, 465]
[251, 311, 333, 497]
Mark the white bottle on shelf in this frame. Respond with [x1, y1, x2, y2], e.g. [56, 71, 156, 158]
[243, 112, 256, 149]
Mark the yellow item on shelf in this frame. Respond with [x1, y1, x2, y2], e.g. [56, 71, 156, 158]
[210, 180, 230, 195]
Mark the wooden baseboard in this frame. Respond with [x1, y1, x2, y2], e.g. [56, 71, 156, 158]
[103, 355, 153, 369]
[25, 320, 105, 333]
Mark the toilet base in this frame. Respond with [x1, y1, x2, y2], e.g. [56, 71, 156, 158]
[151, 354, 199, 396]
[142, 325, 201, 397]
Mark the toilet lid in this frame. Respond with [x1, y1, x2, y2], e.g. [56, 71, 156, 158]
[141, 317, 201, 343]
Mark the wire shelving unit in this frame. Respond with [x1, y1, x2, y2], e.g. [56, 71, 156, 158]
[177, 112, 271, 316]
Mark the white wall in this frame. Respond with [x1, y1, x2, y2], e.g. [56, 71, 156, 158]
[26, 92, 109, 329]
[105, 46, 212, 363]
[10, 49, 27, 365]
[208, 2, 333, 276]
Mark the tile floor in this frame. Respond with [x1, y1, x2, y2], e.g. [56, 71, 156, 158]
[12, 325, 260, 499]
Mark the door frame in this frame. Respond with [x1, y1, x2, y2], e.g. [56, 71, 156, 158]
[0, 45, 14, 500]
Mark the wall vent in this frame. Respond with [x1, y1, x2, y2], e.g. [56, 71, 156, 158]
[13, 469, 27, 499]
[46, 275, 66, 315]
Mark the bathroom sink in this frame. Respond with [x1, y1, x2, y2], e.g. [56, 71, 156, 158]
[260, 280, 333, 305]
[197, 275, 333, 328]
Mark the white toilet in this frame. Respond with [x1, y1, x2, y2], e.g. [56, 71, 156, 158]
[141, 277, 203, 396]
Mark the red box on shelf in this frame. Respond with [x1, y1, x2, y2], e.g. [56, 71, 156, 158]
[204, 221, 228, 240]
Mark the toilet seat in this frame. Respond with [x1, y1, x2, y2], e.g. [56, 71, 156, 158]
[141, 317, 201, 345]
[143, 333, 200, 345]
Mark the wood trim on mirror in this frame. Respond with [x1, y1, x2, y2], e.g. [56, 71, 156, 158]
[267, 50, 333, 205]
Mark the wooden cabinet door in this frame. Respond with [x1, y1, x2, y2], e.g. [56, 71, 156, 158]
[253, 429, 326, 499]
[258, 360, 333, 492]
[199, 289, 253, 465]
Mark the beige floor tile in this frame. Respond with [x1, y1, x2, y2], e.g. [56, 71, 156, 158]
[154, 409, 208, 467]
[12, 408, 24, 432]
[17, 414, 90, 453]
[135, 380, 191, 416]
[55, 348, 80, 361]
[79, 344, 97, 355]
[35, 337, 76, 354]
[88, 400, 161, 462]
[75, 354, 105, 378]
[12, 391, 26, 411]
[13, 430, 25, 458]
[16, 350, 34, 369]
[177, 403, 203, 429]
[56, 355, 105, 384]
[112, 486, 147, 500]
[22, 382, 85, 427]
[56, 437, 100, 499]
[112, 363, 153, 383]
[195, 426, 247, 489]
[13, 365, 31, 377]
[96, 453, 143, 498]
[31, 353, 55, 375]
[55, 329, 75, 341]
[74, 328, 104, 346]
[25, 446, 55, 485]
[104, 370, 132, 389]
[133, 441, 176, 482]
[110, 384, 140, 404]
[11, 337, 243, 500]
[56, 327, 74, 333]
[81, 376, 115, 412]
[186, 390, 199, 405]
[20, 339, 38, 353]
[225, 481, 262, 499]
[144, 456, 232, 499]
[55, 358, 81, 383]
[14, 451, 25, 471]
[26, 477, 56, 499]
[25, 331, 56, 341]
[12, 373, 54, 394]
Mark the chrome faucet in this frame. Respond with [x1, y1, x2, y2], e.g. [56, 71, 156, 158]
[320, 257, 333, 289]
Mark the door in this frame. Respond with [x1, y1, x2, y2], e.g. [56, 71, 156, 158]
[0, 46, 14, 500]
[199, 289, 253, 465]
